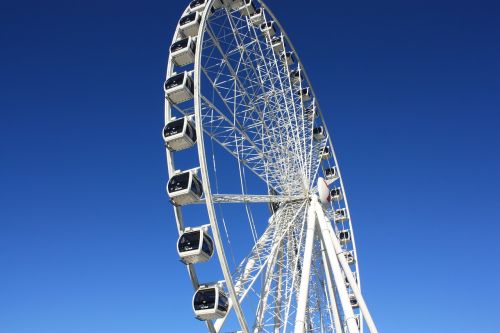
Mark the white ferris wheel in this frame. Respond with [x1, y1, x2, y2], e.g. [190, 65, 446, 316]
[163, 1, 378, 332]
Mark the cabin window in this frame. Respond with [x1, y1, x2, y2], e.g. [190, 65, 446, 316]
[190, 0, 206, 8]
[164, 119, 185, 137]
[170, 38, 189, 52]
[194, 288, 216, 310]
[178, 231, 201, 252]
[180, 13, 197, 26]
[165, 73, 185, 90]
[168, 172, 190, 193]
[313, 127, 323, 135]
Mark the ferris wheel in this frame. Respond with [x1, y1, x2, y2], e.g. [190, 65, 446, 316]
[163, 1, 378, 332]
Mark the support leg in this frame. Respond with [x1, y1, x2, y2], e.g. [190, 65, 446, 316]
[321, 242, 344, 333]
[294, 203, 317, 333]
[313, 196, 359, 333]
[314, 197, 378, 333]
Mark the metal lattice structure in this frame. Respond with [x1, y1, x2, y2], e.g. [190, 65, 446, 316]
[163, 1, 378, 332]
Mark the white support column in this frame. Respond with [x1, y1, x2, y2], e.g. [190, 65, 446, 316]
[314, 198, 378, 333]
[294, 203, 317, 333]
[312, 196, 359, 333]
[320, 242, 344, 333]
[321, 216, 378, 333]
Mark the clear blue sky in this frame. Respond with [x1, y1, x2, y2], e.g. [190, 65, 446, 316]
[1, 0, 499, 332]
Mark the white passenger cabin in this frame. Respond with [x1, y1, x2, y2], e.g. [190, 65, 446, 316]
[179, 12, 201, 38]
[193, 285, 229, 320]
[163, 116, 197, 151]
[189, 0, 222, 12]
[177, 227, 214, 264]
[281, 51, 295, 66]
[297, 87, 311, 101]
[324, 166, 338, 181]
[250, 8, 265, 26]
[320, 146, 331, 160]
[224, 0, 245, 10]
[330, 187, 343, 201]
[338, 230, 351, 244]
[238, 0, 256, 16]
[290, 68, 302, 84]
[344, 250, 356, 265]
[167, 169, 203, 205]
[170, 37, 196, 67]
[349, 294, 359, 308]
[260, 21, 276, 37]
[304, 103, 318, 120]
[334, 208, 349, 222]
[313, 126, 326, 141]
[164, 72, 194, 104]
[271, 35, 284, 54]
[189, 0, 207, 12]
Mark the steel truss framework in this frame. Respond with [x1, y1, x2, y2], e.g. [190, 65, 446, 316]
[164, 1, 378, 332]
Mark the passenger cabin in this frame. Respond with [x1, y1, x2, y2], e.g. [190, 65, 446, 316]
[239, 0, 256, 16]
[313, 126, 325, 141]
[344, 250, 356, 265]
[179, 12, 201, 38]
[163, 117, 197, 151]
[297, 87, 311, 101]
[260, 21, 276, 37]
[349, 294, 359, 308]
[167, 170, 203, 205]
[334, 208, 349, 222]
[177, 228, 214, 264]
[324, 166, 338, 181]
[170, 37, 196, 67]
[290, 68, 302, 84]
[189, 0, 207, 12]
[330, 187, 343, 201]
[224, 0, 244, 10]
[271, 35, 284, 54]
[190, 0, 222, 12]
[250, 8, 265, 26]
[338, 230, 351, 244]
[281, 51, 295, 66]
[164, 72, 194, 104]
[304, 104, 318, 120]
[320, 146, 331, 160]
[193, 285, 229, 320]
